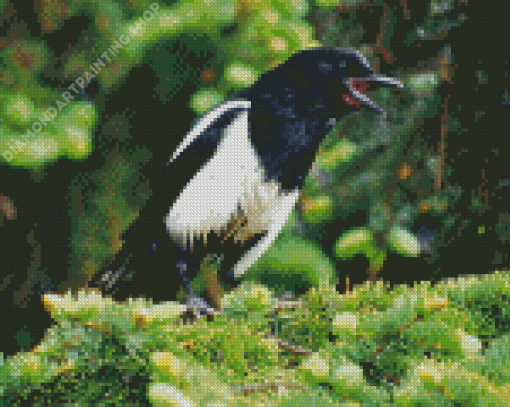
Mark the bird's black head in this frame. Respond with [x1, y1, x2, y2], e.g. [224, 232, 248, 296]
[240, 47, 403, 190]
[251, 47, 403, 117]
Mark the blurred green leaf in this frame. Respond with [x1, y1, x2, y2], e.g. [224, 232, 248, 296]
[247, 233, 336, 295]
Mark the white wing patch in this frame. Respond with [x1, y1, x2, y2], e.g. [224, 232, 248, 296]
[168, 100, 252, 165]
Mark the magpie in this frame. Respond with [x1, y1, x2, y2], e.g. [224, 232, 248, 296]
[95, 47, 403, 313]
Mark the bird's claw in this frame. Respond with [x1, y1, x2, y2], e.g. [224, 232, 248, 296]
[185, 294, 218, 317]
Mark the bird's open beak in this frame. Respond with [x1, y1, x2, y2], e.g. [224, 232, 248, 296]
[344, 75, 403, 114]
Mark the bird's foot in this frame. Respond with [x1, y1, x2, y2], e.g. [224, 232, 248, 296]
[184, 293, 218, 318]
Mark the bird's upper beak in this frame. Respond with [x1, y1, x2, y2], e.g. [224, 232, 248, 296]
[344, 75, 403, 115]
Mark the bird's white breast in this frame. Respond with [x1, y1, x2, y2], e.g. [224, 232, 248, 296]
[166, 110, 291, 249]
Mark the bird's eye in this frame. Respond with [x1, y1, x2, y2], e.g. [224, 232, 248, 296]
[319, 62, 333, 74]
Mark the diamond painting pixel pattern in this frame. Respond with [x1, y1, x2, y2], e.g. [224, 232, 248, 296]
[1, 0, 509, 405]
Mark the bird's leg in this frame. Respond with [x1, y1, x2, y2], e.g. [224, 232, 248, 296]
[176, 260, 192, 297]
[175, 246, 214, 314]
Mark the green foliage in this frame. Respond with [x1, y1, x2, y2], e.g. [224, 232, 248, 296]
[2, 272, 509, 405]
[0, 89, 97, 167]
[144, 34, 214, 104]
[13, 326, 34, 353]
[335, 227, 387, 265]
[60, 146, 152, 288]
[246, 232, 337, 296]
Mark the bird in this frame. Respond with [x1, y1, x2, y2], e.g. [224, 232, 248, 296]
[93, 47, 403, 314]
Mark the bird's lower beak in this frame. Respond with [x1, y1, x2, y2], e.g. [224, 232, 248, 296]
[345, 75, 403, 114]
